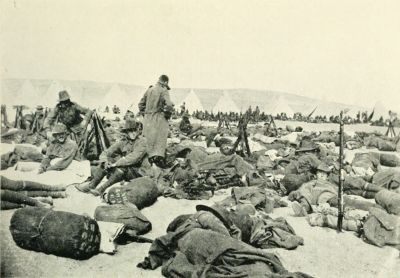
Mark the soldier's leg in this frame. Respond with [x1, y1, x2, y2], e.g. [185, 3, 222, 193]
[292, 198, 311, 216]
[90, 168, 126, 196]
[75, 166, 107, 193]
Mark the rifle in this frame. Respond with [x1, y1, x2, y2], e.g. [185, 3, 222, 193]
[231, 110, 251, 156]
[337, 111, 345, 232]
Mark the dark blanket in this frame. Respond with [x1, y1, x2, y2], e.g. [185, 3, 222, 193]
[161, 229, 312, 278]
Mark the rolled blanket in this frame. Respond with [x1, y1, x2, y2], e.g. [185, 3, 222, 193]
[307, 213, 360, 231]
[1, 189, 44, 208]
[0, 176, 66, 191]
[19, 191, 67, 198]
[1, 201, 23, 210]
[10, 208, 100, 259]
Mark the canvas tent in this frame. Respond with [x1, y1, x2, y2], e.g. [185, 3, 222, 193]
[371, 101, 389, 121]
[180, 89, 204, 113]
[15, 80, 38, 107]
[267, 96, 294, 117]
[126, 89, 145, 113]
[42, 81, 66, 107]
[103, 84, 131, 111]
[213, 91, 240, 113]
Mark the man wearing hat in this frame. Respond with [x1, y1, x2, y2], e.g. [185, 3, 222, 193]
[290, 163, 337, 216]
[38, 123, 78, 174]
[138, 75, 174, 168]
[75, 119, 148, 196]
[179, 113, 193, 135]
[43, 90, 93, 141]
[30, 105, 45, 133]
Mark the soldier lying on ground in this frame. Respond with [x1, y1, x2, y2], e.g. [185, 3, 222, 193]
[289, 164, 381, 216]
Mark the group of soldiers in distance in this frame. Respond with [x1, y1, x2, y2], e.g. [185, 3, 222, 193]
[176, 103, 396, 127]
[2, 93, 397, 139]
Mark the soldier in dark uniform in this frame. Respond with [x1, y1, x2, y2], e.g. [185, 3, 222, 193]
[179, 113, 193, 135]
[43, 90, 93, 141]
[30, 105, 46, 133]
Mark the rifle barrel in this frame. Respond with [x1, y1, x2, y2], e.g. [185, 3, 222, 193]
[337, 111, 344, 231]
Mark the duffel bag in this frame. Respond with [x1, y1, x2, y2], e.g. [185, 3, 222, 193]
[105, 177, 158, 209]
[379, 153, 400, 167]
[94, 204, 151, 235]
[375, 189, 400, 215]
[10, 207, 100, 259]
[362, 207, 400, 249]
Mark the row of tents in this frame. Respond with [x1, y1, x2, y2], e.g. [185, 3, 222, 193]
[1, 79, 395, 120]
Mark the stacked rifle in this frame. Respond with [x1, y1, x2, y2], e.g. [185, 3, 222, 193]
[231, 110, 251, 156]
[1, 105, 10, 128]
[13, 105, 27, 129]
[78, 112, 110, 159]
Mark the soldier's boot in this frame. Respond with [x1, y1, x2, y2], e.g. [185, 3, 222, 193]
[90, 168, 125, 197]
[76, 169, 106, 193]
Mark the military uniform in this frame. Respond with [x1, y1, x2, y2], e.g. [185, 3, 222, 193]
[76, 133, 149, 196]
[44, 91, 92, 140]
[39, 126, 78, 172]
[138, 78, 174, 159]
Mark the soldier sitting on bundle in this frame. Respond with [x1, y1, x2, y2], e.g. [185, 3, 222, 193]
[75, 119, 148, 196]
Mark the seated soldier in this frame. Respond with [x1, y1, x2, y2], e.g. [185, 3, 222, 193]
[179, 113, 193, 135]
[38, 123, 78, 174]
[75, 119, 148, 196]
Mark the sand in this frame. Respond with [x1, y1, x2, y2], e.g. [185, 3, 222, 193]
[1, 121, 399, 277]
[1, 184, 400, 278]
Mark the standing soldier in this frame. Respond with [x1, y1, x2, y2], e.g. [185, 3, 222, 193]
[138, 75, 174, 168]
[43, 90, 93, 141]
[180, 102, 186, 116]
[30, 105, 46, 133]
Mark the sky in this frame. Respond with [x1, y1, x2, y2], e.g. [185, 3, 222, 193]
[1, 0, 400, 111]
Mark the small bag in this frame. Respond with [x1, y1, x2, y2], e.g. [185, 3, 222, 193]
[94, 204, 152, 235]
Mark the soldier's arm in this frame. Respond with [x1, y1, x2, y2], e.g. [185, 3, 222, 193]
[75, 103, 93, 124]
[161, 90, 174, 110]
[99, 141, 123, 162]
[39, 144, 54, 172]
[138, 90, 148, 115]
[47, 143, 78, 171]
[43, 107, 58, 130]
[115, 138, 147, 167]
[39, 154, 51, 171]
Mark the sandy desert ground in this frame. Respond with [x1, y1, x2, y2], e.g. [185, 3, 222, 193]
[1, 183, 400, 278]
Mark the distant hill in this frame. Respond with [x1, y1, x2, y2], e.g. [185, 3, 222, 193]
[1, 78, 367, 116]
